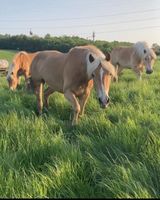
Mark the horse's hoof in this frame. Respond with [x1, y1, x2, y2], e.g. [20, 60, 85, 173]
[43, 108, 49, 116]
[35, 110, 42, 116]
[71, 120, 78, 126]
[78, 113, 84, 118]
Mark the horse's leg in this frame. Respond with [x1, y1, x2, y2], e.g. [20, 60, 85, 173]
[79, 88, 91, 117]
[44, 87, 54, 109]
[114, 65, 119, 82]
[117, 65, 124, 76]
[17, 76, 21, 86]
[34, 82, 43, 115]
[139, 66, 144, 80]
[133, 67, 142, 80]
[138, 70, 142, 80]
[114, 64, 123, 82]
[15, 76, 21, 90]
[64, 90, 80, 126]
[24, 72, 31, 90]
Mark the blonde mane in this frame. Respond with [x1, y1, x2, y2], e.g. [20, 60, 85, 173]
[133, 41, 151, 59]
[73, 45, 106, 60]
[7, 51, 29, 77]
[72, 45, 116, 77]
[12, 51, 28, 62]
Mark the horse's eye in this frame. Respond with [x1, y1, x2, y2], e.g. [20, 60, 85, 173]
[92, 73, 95, 78]
[11, 72, 14, 75]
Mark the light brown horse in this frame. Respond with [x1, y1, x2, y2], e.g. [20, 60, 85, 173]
[30, 45, 116, 125]
[6, 51, 38, 90]
[110, 41, 157, 80]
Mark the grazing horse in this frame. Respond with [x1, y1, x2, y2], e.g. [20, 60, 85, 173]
[30, 45, 116, 125]
[110, 41, 157, 80]
[6, 51, 38, 90]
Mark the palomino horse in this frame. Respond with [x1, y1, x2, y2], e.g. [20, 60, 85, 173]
[110, 41, 157, 80]
[6, 51, 38, 90]
[30, 45, 116, 125]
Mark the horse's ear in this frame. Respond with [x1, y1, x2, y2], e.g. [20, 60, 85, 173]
[89, 54, 95, 63]
[144, 49, 147, 54]
[105, 52, 111, 61]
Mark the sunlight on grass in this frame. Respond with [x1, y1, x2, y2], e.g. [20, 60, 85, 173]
[0, 55, 160, 198]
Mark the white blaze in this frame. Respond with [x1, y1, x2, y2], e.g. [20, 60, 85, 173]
[6, 63, 15, 79]
[98, 68, 108, 100]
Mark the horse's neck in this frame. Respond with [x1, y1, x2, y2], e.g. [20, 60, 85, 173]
[29, 53, 37, 61]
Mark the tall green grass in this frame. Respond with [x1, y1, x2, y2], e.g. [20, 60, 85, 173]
[0, 51, 160, 198]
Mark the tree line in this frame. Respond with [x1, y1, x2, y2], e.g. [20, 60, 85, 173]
[0, 34, 132, 53]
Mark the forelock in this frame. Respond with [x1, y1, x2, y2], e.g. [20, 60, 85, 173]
[74, 45, 106, 60]
[87, 45, 106, 60]
[133, 41, 151, 58]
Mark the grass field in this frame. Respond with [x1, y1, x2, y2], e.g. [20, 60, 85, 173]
[0, 49, 17, 63]
[0, 50, 160, 198]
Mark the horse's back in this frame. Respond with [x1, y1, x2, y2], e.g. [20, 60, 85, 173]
[111, 46, 133, 66]
[31, 50, 63, 73]
[30, 50, 67, 90]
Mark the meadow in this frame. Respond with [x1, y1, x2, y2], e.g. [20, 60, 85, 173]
[0, 50, 160, 198]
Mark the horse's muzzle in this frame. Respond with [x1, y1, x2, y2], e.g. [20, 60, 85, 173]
[6, 76, 12, 88]
[99, 97, 110, 109]
[6, 76, 16, 90]
[6, 76, 11, 82]
[146, 69, 153, 74]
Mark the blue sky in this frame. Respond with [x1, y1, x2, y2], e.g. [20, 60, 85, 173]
[0, 0, 160, 46]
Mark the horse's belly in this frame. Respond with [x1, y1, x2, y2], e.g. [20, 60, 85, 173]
[45, 79, 63, 93]
[118, 61, 132, 69]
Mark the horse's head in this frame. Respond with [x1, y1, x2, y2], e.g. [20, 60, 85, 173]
[93, 66, 112, 108]
[7, 60, 20, 90]
[143, 48, 157, 74]
[87, 50, 116, 108]
[6, 52, 29, 90]
[134, 42, 157, 75]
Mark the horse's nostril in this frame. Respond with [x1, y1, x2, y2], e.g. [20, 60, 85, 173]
[99, 98, 102, 104]
[146, 70, 153, 74]
[107, 97, 110, 104]
[7, 76, 11, 82]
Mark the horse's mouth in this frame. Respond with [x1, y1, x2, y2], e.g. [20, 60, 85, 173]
[146, 70, 153, 74]
[99, 98, 110, 109]
[100, 103, 109, 109]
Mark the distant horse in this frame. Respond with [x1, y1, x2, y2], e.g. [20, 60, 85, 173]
[30, 45, 116, 125]
[0, 59, 9, 75]
[6, 51, 38, 90]
[0, 59, 9, 69]
[110, 41, 157, 80]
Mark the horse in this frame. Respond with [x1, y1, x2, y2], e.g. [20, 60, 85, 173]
[29, 45, 117, 125]
[0, 59, 9, 75]
[0, 59, 9, 69]
[110, 41, 157, 80]
[6, 51, 39, 90]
